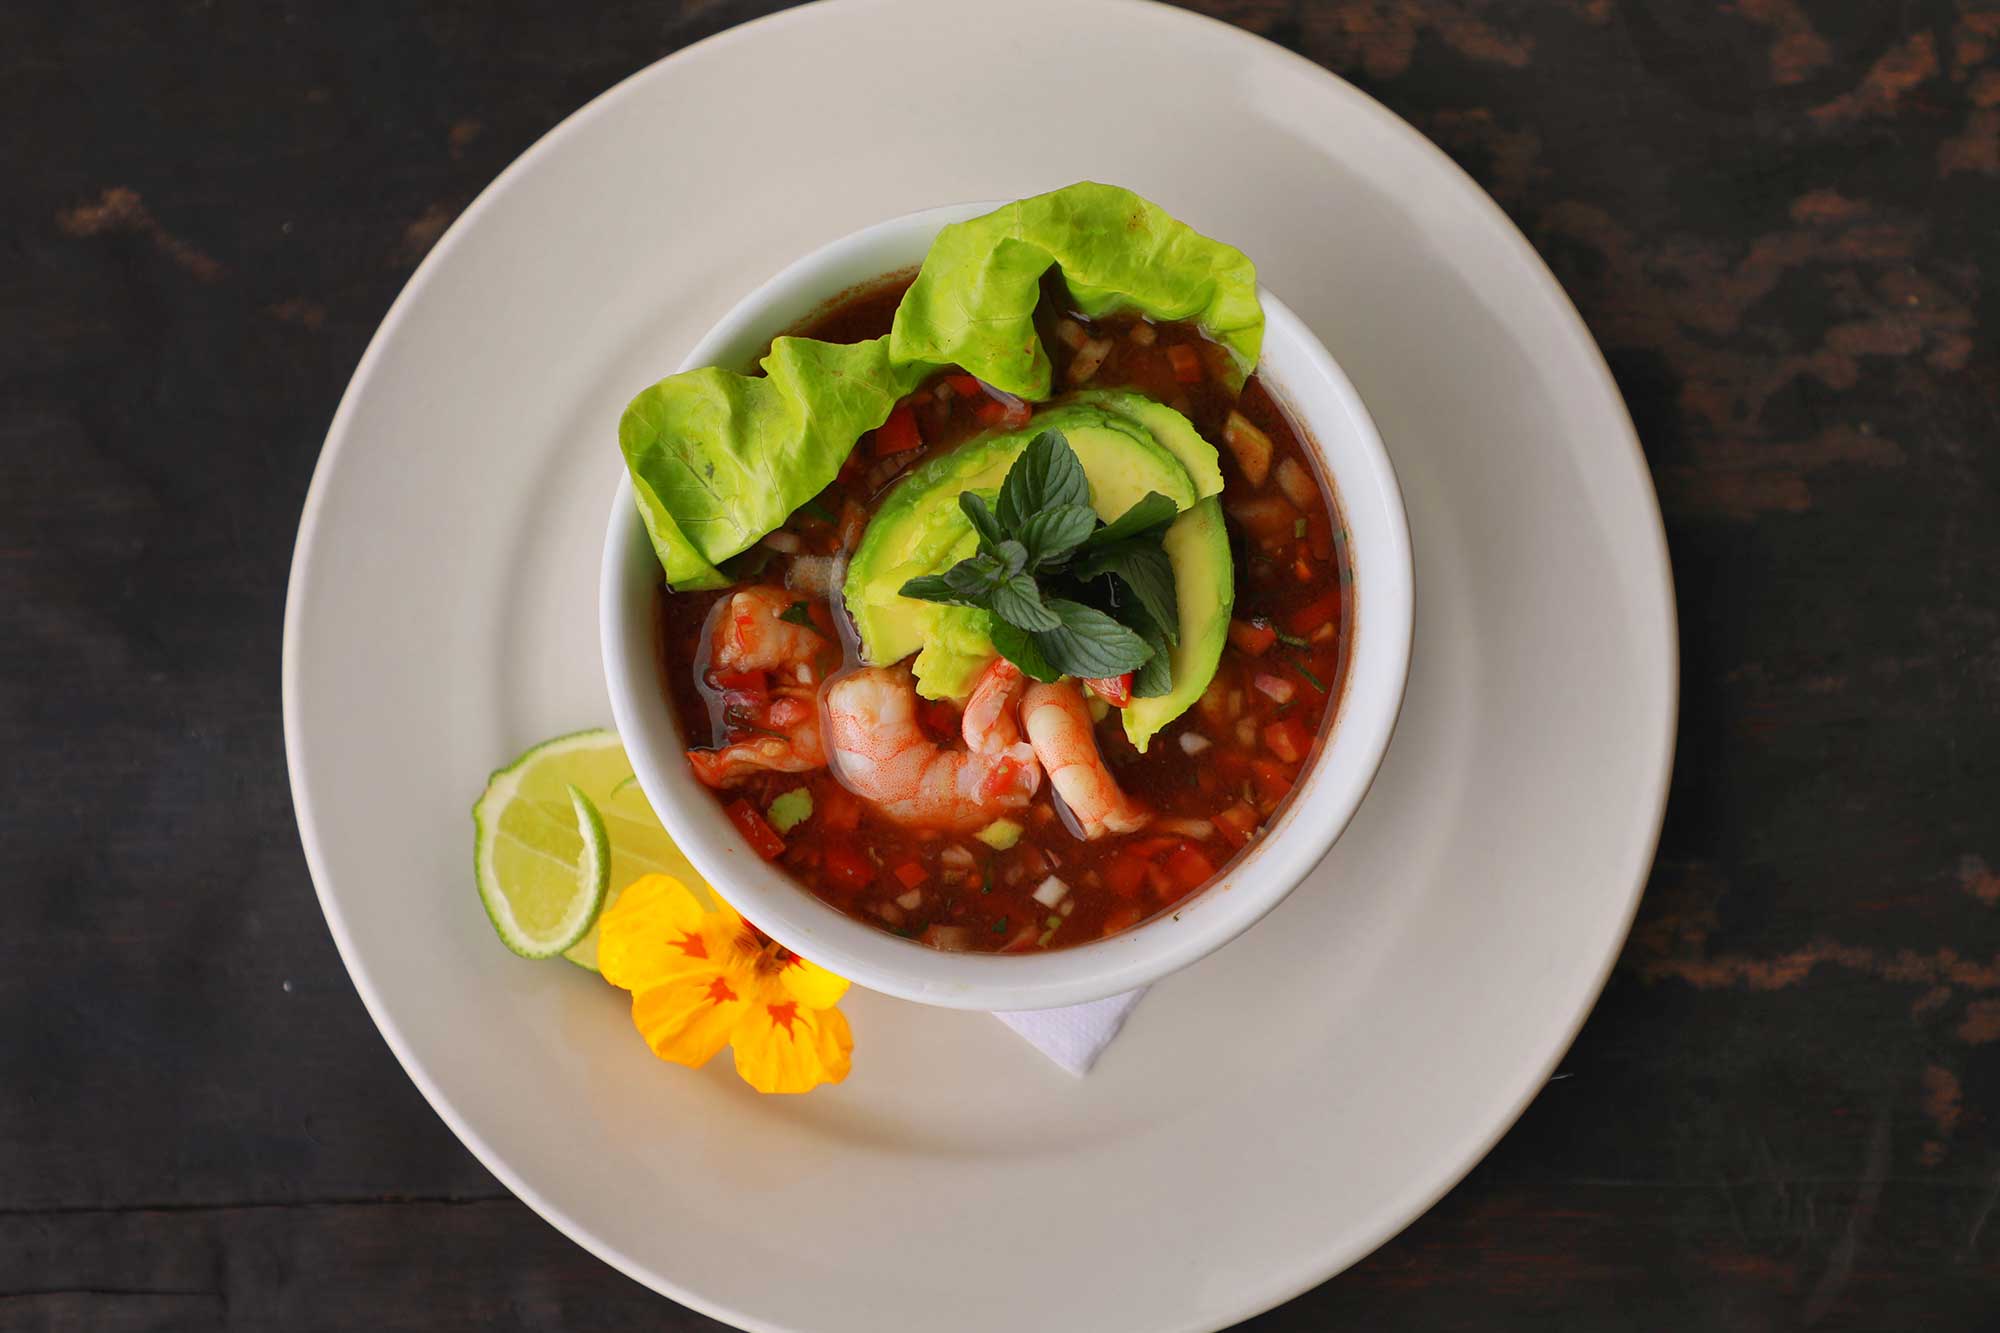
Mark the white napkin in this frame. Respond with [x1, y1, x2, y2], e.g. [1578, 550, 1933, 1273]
[995, 989, 1146, 1076]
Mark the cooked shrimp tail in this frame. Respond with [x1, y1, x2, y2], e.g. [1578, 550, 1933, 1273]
[1020, 681, 1151, 839]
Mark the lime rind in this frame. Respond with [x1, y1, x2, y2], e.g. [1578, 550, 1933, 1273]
[472, 736, 614, 959]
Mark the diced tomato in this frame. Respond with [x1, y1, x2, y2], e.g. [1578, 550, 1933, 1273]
[1084, 673, 1132, 707]
[725, 799, 785, 860]
[710, 669, 768, 696]
[891, 860, 929, 890]
[874, 402, 923, 455]
[1105, 856, 1148, 899]
[1215, 802, 1260, 848]
[944, 373, 984, 397]
[822, 838, 875, 891]
[1286, 589, 1341, 638]
[1167, 344, 1203, 384]
[1250, 757, 1296, 804]
[815, 780, 862, 832]
[1227, 618, 1277, 656]
[918, 698, 960, 739]
[1164, 845, 1216, 893]
[1264, 717, 1313, 764]
[975, 396, 1031, 428]
[1101, 905, 1144, 937]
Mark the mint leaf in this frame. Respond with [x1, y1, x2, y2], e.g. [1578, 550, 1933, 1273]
[777, 600, 817, 628]
[959, 491, 1005, 550]
[899, 550, 1008, 607]
[1074, 540, 1179, 647]
[990, 619, 1062, 682]
[1130, 618, 1174, 698]
[945, 552, 1009, 601]
[899, 573, 963, 604]
[1017, 504, 1097, 569]
[1085, 491, 1177, 549]
[993, 538, 1029, 578]
[997, 430, 1089, 532]
[989, 574, 1060, 631]
[1032, 599, 1153, 678]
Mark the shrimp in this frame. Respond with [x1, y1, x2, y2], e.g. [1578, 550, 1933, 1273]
[687, 690, 825, 788]
[710, 585, 830, 684]
[687, 586, 832, 786]
[824, 661, 1040, 830]
[1019, 681, 1151, 839]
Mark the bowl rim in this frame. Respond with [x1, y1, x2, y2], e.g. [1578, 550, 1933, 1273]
[601, 200, 1414, 1010]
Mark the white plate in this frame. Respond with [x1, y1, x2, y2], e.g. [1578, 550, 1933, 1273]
[282, 2, 1676, 1330]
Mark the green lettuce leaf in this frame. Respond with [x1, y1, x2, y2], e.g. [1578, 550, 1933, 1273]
[890, 182, 1261, 399]
[619, 337, 928, 588]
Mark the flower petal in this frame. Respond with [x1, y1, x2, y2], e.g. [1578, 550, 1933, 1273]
[597, 875, 717, 992]
[776, 955, 850, 1009]
[730, 1000, 854, 1094]
[630, 972, 747, 1069]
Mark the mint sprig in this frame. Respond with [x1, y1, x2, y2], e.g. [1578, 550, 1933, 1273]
[897, 429, 1180, 689]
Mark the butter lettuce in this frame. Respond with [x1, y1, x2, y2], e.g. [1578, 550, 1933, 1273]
[620, 338, 928, 588]
[620, 182, 1261, 587]
[891, 182, 1261, 399]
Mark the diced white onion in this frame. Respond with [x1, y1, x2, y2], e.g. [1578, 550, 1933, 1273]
[1032, 875, 1070, 909]
[1254, 673, 1296, 704]
[1155, 817, 1216, 840]
[785, 554, 837, 596]
[940, 844, 975, 870]
[896, 889, 923, 911]
[1275, 456, 1317, 511]
[1066, 338, 1114, 385]
[760, 530, 803, 554]
[1179, 733, 1213, 755]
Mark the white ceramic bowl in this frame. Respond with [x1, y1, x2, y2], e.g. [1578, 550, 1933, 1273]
[602, 203, 1411, 1011]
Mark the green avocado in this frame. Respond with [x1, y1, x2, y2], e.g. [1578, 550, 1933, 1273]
[845, 405, 1198, 700]
[1123, 496, 1234, 752]
[1071, 389, 1225, 500]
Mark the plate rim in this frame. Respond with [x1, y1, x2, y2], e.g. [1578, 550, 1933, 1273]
[281, 1, 1678, 1327]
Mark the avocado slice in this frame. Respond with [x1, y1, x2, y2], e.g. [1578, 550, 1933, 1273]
[1123, 496, 1234, 752]
[1071, 389, 1225, 500]
[845, 404, 1199, 700]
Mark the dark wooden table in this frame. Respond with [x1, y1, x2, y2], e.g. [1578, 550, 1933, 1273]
[7, 2, 1997, 1328]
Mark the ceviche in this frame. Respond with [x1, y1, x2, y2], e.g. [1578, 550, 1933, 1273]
[620, 184, 1350, 954]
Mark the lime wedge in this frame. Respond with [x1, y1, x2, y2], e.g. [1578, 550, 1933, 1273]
[472, 728, 713, 968]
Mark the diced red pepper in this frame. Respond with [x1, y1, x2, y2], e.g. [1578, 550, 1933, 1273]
[943, 373, 984, 397]
[1084, 673, 1132, 708]
[1105, 856, 1148, 899]
[1164, 845, 1216, 893]
[874, 402, 923, 455]
[891, 860, 929, 891]
[1228, 618, 1277, 656]
[725, 799, 785, 861]
[1250, 758, 1296, 804]
[1167, 344, 1203, 384]
[1286, 589, 1341, 638]
[1263, 717, 1313, 765]
[822, 838, 874, 890]
[710, 669, 768, 696]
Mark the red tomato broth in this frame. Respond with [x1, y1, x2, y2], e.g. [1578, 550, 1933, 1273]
[656, 273, 1353, 953]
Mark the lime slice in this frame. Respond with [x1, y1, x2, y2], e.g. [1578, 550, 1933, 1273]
[472, 728, 713, 969]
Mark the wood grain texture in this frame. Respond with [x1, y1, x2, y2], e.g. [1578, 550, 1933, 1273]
[4, 0, 1996, 1328]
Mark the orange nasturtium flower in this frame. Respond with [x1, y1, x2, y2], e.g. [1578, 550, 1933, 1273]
[597, 875, 853, 1094]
